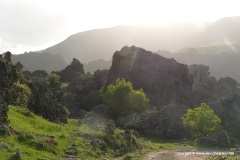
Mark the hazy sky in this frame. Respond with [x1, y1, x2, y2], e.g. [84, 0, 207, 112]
[0, 0, 239, 54]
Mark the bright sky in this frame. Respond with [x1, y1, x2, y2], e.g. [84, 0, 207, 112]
[0, 0, 239, 54]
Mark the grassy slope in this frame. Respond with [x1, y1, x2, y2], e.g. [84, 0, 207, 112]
[1, 106, 238, 160]
[0, 106, 100, 160]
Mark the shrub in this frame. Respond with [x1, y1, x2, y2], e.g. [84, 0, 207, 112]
[103, 78, 148, 120]
[182, 103, 222, 138]
[46, 73, 60, 87]
[10, 82, 31, 107]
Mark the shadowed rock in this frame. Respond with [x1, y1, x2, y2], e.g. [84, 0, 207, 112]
[188, 64, 210, 91]
[55, 58, 85, 82]
[107, 46, 193, 106]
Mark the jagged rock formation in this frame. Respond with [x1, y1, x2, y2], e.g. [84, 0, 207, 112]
[55, 58, 85, 82]
[3, 51, 11, 62]
[15, 61, 24, 72]
[0, 58, 20, 134]
[28, 80, 68, 123]
[193, 76, 240, 105]
[107, 46, 193, 106]
[188, 64, 210, 91]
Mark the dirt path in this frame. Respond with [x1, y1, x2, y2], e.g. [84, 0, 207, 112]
[58, 130, 81, 160]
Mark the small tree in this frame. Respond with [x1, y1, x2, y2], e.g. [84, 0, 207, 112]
[182, 103, 221, 138]
[103, 78, 148, 120]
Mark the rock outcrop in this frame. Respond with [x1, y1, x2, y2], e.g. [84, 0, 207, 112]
[3, 51, 11, 62]
[15, 61, 24, 72]
[0, 58, 20, 134]
[210, 95, 240, 135]
[188, 64, 210, 91]
[107, 46, 193, 106]
[28, 79, 68, 123]
[117, 105, 188, 137]
[55, 58, 85, 82]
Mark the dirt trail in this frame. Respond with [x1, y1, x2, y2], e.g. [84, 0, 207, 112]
[58, 130, 80, 160]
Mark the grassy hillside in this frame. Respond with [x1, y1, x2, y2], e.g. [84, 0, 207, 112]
[0, 106, 145, 159]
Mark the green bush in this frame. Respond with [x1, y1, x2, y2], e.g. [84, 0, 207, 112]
[10, 82, 31, 107]
[83, 90, 103, 108]
[46, 73, 61, 87]
[103, 78, 148, 120]
[182, 103, 222, 138]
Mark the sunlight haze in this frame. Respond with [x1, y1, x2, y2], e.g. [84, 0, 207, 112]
[0, 0, 239, 54]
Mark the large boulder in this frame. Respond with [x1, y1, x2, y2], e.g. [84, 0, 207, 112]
[55, 58, 85, 82]
[107, 46, 193, 106]
[117, 105, 188, 137]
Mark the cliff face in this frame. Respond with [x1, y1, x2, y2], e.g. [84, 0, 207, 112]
[0, 57, 20, 134]
[107, 46, 193, 106]
[188, 64, 210, 91]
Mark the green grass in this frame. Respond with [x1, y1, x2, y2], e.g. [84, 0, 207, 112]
[0, 106, 144, 159]
[2, 105, 238, 160]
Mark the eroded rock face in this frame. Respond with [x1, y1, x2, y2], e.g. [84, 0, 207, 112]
[107, 46, 193, 106]
[28, 80, 68, 123]
[55, 58, 85, 82]
[0, 58, 20, 134]
[188, 64, 210, 91]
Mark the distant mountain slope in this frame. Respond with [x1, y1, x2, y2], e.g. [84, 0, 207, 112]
[185, 16, 240, 47]
[11, 52, 67, 72]
[157, 48, 240, 82]
[42, 24, 202, 63]
[84, 59, 112, 73]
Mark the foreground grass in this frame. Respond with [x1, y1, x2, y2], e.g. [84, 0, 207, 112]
[1, 106, 239, 160]
[0, 106, 144, 159]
